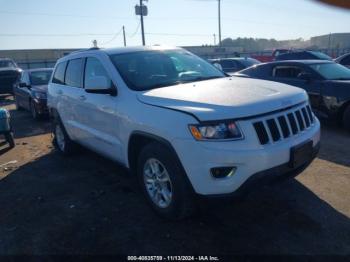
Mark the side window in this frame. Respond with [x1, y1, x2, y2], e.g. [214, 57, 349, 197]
[272, 66, 304, 79]
[65, 58, 84, 88]
[52, 61, 67, 85]
[341, 55, 350, 65]
[220, 60, 237, 72]
[84, 57, 112, 88]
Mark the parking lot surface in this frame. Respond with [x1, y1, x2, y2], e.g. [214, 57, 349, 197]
[0, 95, 349, 255]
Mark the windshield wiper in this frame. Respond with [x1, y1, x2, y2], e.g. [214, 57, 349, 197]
[333, 78, 350, 80]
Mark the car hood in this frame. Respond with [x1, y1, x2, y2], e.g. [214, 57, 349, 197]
[137, 77, 308, 121]
[31, 85, 48, 93]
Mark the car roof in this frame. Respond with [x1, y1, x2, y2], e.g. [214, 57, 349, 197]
[209, 57, 255, 61]
[70, 46, 182, 56]
[57, 45, 183, 63]
[25, 68, 53, 73]
[267, 59, 333, 65]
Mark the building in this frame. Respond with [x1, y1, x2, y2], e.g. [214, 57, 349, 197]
[0, 46, 243, 70]
[310, 33, 350, 49]
[0, 48, 78, 69]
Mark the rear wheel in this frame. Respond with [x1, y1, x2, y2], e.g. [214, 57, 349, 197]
[53, 119, 77, 155]
[137, 142, 196, 220]
[5, 132, 15, 148]
[343, 105, 350, 132]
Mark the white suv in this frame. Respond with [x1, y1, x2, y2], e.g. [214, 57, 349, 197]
[48, 46, 320, 219]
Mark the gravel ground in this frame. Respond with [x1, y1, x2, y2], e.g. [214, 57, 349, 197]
[0, 95, 349, 256]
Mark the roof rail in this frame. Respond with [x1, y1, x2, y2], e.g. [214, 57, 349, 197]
[69, 47, 100, 55]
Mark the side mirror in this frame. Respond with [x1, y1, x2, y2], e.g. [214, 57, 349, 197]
[85, 76, 117, 96]
[297, 72, 312, 82]
[19, 82, 30, 88]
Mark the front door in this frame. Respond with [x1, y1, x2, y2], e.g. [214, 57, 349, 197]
[75, 57, 122, 161]
[267, 65, 322, 109]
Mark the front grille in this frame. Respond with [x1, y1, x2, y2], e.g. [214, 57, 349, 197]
[253, 104, 315, 145]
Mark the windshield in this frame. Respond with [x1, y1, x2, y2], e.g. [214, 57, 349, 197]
[0, 60, 16, 68]
[30, 70, 53, 85]
[310, 63, 350, 80]
[109, 49, 225, 91]
[310, 51, 332, 60]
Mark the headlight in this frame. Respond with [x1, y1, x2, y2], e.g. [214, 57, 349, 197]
[33, 92, 46, 99]
[189, 121, 243, 141]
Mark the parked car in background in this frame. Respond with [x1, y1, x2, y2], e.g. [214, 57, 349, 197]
[209, 57, 260, 74]
[335, 53, 350, 68]
[275, 51, 332, 61]
[235, 60, 350, 131]
[14, 68, 53, 119]
[251, 49, 290, 63]
[0, 58, 22, 95]
[48, 46, 320, 219]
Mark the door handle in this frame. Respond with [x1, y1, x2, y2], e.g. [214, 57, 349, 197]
[56, 90, 63, 95]
[79, 95, 86, 101]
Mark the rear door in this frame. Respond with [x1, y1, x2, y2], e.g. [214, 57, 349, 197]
[52, 59, 86, 140]
[267, 64, 322, 109]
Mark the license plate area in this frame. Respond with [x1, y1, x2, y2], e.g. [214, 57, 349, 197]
[289, 140, 313, 168]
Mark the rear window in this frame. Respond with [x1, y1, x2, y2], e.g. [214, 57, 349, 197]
[65, 59, 84, 88]
[52, 61, 67, 85]
[30, 70, 53, 85]
[0, 60, 16, 68]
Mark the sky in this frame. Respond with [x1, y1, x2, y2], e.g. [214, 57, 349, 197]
[0, 0, 350, 50]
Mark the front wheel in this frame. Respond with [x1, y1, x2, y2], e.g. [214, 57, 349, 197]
[137, 142, 196, 220]
[5, 132, 15, 148]
[30, 100, 40, 120]
[15, 97, 23, 111]
[343, 105, 350, 132]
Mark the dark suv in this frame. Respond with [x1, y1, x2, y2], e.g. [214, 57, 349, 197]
[0, 58, 22, 95]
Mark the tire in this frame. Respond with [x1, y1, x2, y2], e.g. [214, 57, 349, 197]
[137, 142, 196, 220]
[53, 118, 77, 155]
[15, 97, 23, 111]
[30, 100, 40, 120]
[5, 132, 15, 148]
[343, 105, 350, 132]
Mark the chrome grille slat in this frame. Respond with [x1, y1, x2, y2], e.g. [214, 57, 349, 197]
[252, 104, 315, 145]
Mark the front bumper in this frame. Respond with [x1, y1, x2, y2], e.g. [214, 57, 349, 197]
[207, 142, 320, 198]
[173, 118, 321, 195]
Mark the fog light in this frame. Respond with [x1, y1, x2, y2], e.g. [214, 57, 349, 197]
[211, 167, 236, 179]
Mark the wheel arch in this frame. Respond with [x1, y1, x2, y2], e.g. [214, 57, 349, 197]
[127, 131, 195, 193]
[127, 131, 174, 173]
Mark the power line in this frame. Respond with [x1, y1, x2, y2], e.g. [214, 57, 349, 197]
[128, 22, 141, 38]
[100, 27, 124, 46]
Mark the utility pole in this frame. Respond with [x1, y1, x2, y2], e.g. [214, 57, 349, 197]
[136, 0, 148, 46]
[213, 34, 216, 46]
[328, 33, 332, 51]
[218, 0, 222, 46]
[140, 0, 146, 46]
[123, 26, 126, 47]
